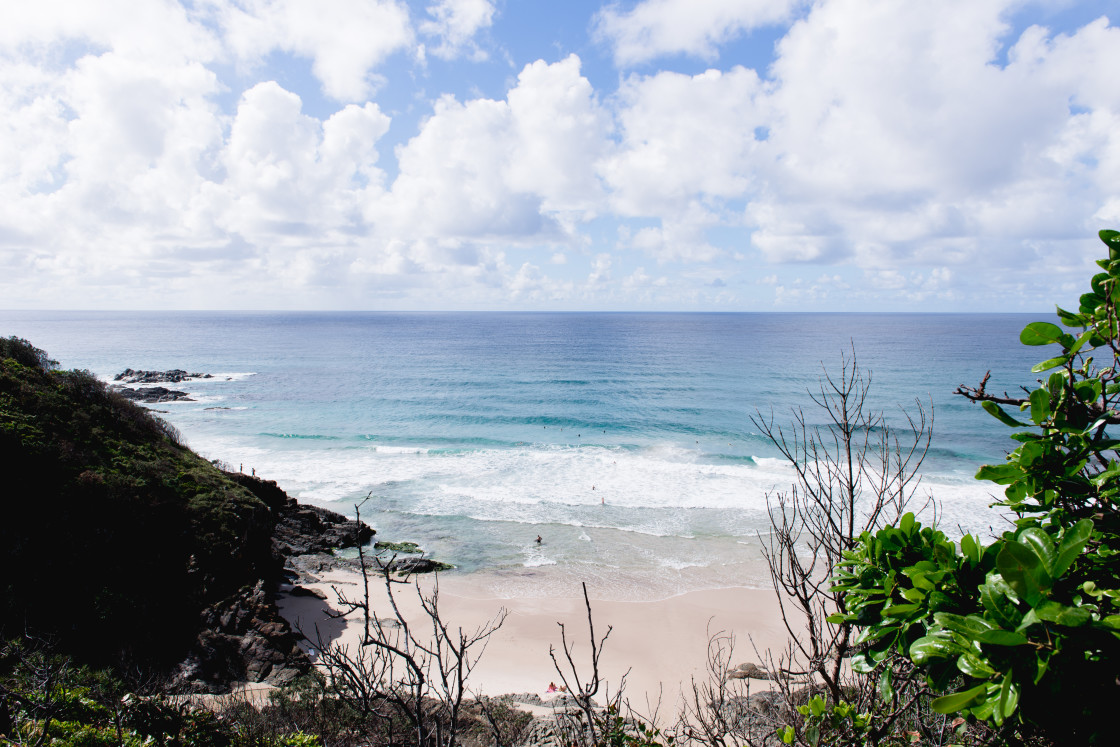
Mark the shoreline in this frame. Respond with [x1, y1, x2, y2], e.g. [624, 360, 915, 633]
[276, 567, 791, 712]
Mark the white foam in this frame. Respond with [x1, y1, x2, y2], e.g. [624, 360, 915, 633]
[372, 446, 431, 455]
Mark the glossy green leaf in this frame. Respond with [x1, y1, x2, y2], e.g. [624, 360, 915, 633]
[879, 667, 893, 702]
[996, 674, 1021, 725]
[981, 401, 1028, 428]
[1054, 519, 1093, 576]
[1067, 328, 1095, 356]
[974, 629, 1029, 646]
[1031, 355, 1070, 373]
[1034, 601, 1092, 627]
[1055, 305, 1085, 327]
[996, 542, 1049, 607]
[882, 603, 920, 618]
[981, 576, 1023, 628]
[910, 635, 967, 665]
[1018, 527, 1057, 575]
[931, 684, 989, 714]
[957, 652, 997, 679]
[960, 533, 981, 565]
[1029, 388, 1050, 424]
[850, 653, 875, 673]
[975, 462, 1021, 484]
[1019, 322, 1066, 346]
[900, 512, 915, 533]
[1080, 291, 1105, 314]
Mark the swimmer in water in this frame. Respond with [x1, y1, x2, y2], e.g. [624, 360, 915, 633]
[536, 535, 542, 544]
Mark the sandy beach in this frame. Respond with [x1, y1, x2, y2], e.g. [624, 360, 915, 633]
[276, 568, 791, 714]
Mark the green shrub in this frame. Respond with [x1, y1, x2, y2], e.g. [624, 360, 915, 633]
[833, 229, 1120, 744]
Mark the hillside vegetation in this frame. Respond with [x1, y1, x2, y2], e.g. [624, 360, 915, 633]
[0, 337, 278, 671]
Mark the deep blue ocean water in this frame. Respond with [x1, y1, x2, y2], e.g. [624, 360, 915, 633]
[0, 311, 1044, 599]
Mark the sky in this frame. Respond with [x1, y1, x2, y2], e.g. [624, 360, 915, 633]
[1, 0, 1119, 312]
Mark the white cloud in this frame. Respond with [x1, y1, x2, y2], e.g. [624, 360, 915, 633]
[216, 81, 390, 241]
[605, 66, 766, 215]
[217, 0, 413, 101]
[0, 0, 221, 66]
[420, 0, 496, 61]
[744, 0, 1120, 291]
[373, 55, 607, 242]
[595, 0, 801, 66]
[2, 0, 1120, 310]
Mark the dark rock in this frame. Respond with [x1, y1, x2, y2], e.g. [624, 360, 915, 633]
[386, 556, 454, 574]
[112, 385, 194, 403]
[171, 475, 378, 693]
[375, 540, 422, 553]
[174, 580, 309, 693]
[114, 368, 213, 383]
[288, 585, 327, 599]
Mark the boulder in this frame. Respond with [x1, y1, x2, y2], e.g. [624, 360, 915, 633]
[112, 385, 194, 403]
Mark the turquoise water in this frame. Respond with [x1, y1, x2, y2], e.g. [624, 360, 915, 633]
[0, 311, 1043, 598]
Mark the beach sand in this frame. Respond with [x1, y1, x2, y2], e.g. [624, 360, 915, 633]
[276, 568, 791, 714]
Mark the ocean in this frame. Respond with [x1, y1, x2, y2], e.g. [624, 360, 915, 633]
[0, 311, 1044, 599]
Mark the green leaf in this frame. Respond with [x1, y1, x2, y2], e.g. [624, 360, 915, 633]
[996, 674, 1021, 725]
[882, 603, 919, 618]
[974, 629, 1029, 646]
[1054, 519, 1093, 576]
[910, 635, 968, 665]
[1029, 388, 1050, 424]
[931, 684, 989, 714]
[1080, 291, 1105, 314]
[981, 575, 1023, 628]
[900, 512, 915, 533]
[960, 533, 981, 565]
[996, 542, 1050, 606]
[981, 401, 1028, 428]
[1055, 305, 1086, 327]
[976, 462, 1022, 484]
[934, 612, 997, 637]
[957, 652, 998, 679]
[1020, 322, 1066, 346]
[1067, 328, 1095, 356]
[1034, 601, 1092, 627]
[1018, 527, 1057, 575]
[1031, 355, 1070, 373]
[850, 654, 875, 674]
[878, 667, 893, 702]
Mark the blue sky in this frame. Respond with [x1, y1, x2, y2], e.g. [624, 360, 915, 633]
[1, 0, 1118, 311]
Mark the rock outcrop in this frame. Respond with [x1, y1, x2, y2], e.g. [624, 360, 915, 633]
[114, 368, 212, 383]
[172, 474, 376, 692]
[112, 385, 194, 402]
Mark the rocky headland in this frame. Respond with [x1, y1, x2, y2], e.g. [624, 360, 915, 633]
[173, 473, 375, 692]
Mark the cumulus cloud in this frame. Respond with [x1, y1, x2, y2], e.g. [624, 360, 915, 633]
[594, 0, 801, 66]
[2, 0, 1120, 310]
[216, 81, 390, 240]
[217, 0, 413, 101]
[745, 0, 1120, 293]
[420, 0, 496, 60]
[372, 55, 608, 241]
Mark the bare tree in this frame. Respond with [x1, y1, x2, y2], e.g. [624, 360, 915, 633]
[749, 350, 933, 744]
[304, 499, 507, 747]
[677, 629, 783, 747]
[547, 582, 616, 747]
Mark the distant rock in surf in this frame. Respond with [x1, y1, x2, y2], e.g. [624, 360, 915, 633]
[112, 385, 194, 403]
[114, 367, 212, 383]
